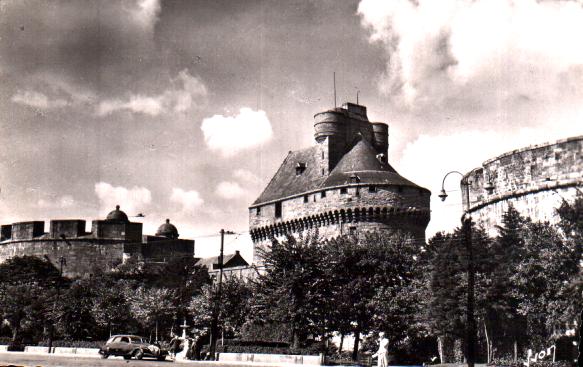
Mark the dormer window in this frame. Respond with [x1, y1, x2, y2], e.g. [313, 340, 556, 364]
[296, 162, 307, 175]
[350, 174, 360, 183]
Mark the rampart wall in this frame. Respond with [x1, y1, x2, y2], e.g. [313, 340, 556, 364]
[463, 135, 583, 234]
[0, 239, 126, 277]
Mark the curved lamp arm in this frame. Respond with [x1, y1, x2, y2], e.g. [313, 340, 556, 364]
[438, 170, 471, 214]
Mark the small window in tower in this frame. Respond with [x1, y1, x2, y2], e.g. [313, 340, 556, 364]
[275, 202, 282, 218]
[349, 226, 357, 235]
[321, 191, 326, 198]
[322, 168, 325, 176]
[340, 187, 347, 194]
[369, 186, 377, 193]
[256, 207, 261, 216]
[313, 195, 317, 202]
[304, 195, 308, 203]
[296, 162, 307, 175]
[322, 151, 324, 159]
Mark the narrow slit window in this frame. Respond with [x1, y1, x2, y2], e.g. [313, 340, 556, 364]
[304, 195, 308, 203]
[275, 202, 282, 218]
[321, 191, 326, 198]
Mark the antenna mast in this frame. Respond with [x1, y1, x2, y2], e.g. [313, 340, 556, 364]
[333, 72, 337, 108]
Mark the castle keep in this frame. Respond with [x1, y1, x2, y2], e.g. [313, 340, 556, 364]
[249, 103, 431, 260]
[463, 135, 583, 234]
[0, 206, 194, 277]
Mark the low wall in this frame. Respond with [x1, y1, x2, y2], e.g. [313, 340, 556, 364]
[22, 346, 100, 356]
[218, 352, 323, 365]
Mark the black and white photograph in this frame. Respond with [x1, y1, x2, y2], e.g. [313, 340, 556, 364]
[0, 0, 581, 366]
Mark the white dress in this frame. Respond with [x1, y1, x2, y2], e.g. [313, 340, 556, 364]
[373, 337, 389, 367]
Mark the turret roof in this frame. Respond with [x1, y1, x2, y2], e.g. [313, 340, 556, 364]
[251, 138, 428, 207]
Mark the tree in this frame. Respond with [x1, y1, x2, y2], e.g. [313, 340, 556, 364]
[190, 276, 252, 337]
[250, 231, 329, 348]
[55, 279, 97, 340]
[325, 231, 423, 360]
[0, 256, 67, 344]
[127, 286, 177, 341]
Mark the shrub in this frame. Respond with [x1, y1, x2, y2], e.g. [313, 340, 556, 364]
[240, 321, 291, 343]
[37, 340, 104, 348]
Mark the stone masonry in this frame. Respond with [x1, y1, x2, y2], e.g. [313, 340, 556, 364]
[463, 135, 583, 235]
[249, 103, 431, 262]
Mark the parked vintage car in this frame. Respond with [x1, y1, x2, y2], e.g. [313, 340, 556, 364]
[99, 335, 168, 360]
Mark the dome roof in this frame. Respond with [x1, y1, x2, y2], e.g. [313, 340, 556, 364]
[105, 205, 129, 223]
[156, 219, 179, 239]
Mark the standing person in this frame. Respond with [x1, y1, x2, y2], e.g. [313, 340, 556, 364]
[372, 332, 389, 367]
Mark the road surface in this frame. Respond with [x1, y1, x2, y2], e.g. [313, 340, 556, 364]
[0, 353, 234, 367]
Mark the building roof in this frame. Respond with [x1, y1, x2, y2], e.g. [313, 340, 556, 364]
[252, 146, 326, 205]
[155, 219, 179, 239]
[252, 138, 428, 206]
[105, 205, 129, 223]
[196, 251, 249, 270]
[324, 138, 426, 189]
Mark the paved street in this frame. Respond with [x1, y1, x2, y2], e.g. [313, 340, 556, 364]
[0, 353, 168, 367]
[0, 353, 239, 367]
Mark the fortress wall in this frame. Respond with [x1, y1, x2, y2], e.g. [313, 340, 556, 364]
[464, 135, 583, 234]
[0, 239, 126, 277]
[250, 185, 429, 228]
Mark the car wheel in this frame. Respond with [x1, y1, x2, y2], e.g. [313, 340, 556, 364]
[123, 355, 131, 360]
[134, 349, 144, 360]
[101, 353, 109, 359]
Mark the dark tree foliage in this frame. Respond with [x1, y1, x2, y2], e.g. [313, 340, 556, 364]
[0, 256, 67, 343]
[250, 231, 330, 349]
[325, 231, 423, 360]
[425, 223, 492, 363]
[190, 276, 252, 337]
[484, 204, 529, 360]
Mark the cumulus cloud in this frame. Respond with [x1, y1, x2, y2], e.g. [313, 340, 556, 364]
[200, 108, 273, 157]
[37, 195, 76, 209]
[215, 181, 246, 200]
[11, 90, 68, 109]
[233, 169, 262, 185]
[97, 69, 207, 116]
[129, 0, 162, 33]
[358, 0, 583, 112]
[170, 188, 204, 215]
[94, 182, 152, 217]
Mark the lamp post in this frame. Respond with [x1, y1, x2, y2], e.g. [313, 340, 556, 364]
[209, 229, 235, 360]
[439, 171, 476, 367]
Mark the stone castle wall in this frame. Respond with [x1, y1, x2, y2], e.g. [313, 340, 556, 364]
[250, 184, 430, 262]
[463, 135, 583, 234]
[0, 239, 126, 277]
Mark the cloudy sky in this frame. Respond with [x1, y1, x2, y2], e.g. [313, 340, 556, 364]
[1, 0, 583, 260]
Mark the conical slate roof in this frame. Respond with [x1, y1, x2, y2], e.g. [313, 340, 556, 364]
[324, 138, 425, 189]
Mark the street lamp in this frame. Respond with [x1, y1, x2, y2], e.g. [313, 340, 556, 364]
[439, 171, 476, 367]
[209, 229, 235, 360]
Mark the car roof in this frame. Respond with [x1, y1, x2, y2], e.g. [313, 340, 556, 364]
[111, 335, 145, 339]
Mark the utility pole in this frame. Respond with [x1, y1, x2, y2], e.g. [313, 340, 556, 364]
[209, 229, 234, 360]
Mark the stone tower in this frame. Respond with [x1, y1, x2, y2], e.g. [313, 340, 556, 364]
[248, 103, 431, 262]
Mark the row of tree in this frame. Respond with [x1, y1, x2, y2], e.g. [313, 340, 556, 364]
[0, 194, 581, 363]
